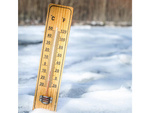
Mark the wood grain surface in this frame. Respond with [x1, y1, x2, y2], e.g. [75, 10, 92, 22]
[33, 3, 73, 111]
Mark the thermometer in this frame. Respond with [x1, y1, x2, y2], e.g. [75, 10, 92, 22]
[33, 4, 73, 111]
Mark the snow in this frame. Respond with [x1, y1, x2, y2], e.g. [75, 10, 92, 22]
[18, 25, 132, 113]
[31, 109, 56, 113]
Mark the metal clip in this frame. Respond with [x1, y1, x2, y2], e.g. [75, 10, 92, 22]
[39, 95, 52, 104]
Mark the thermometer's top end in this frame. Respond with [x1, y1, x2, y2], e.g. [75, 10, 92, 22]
[49, 3, 74, 12]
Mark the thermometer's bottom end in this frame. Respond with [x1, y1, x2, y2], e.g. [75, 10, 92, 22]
[39, 95, 53, 105]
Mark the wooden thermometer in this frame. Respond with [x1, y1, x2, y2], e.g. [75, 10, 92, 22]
[33, 4, 73, 111]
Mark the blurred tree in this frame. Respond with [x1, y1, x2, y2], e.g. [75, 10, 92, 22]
[18, 0, 132, 26]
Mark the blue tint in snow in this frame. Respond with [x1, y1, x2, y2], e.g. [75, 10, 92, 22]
[18, 26, 132, 113]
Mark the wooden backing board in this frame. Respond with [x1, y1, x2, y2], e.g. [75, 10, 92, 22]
[33, 4, 73, 111]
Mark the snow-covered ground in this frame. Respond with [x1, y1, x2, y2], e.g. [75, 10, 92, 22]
[18, 25, 132, 113]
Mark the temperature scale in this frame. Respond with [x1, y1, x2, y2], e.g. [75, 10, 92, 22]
[33, 4, 73, 111]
